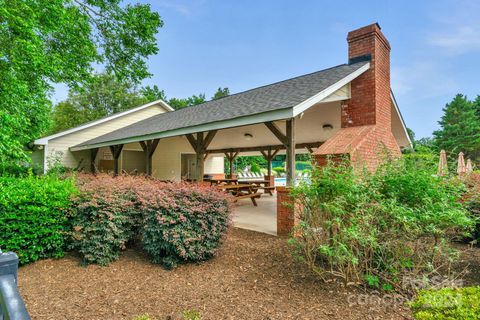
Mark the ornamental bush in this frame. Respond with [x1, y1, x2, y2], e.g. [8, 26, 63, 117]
[70, 174, 232, 268]
[289, 154, 473, 291]
[139, 181, 232, 269]
[69, 175, 140, 265]
[410, 286, 480, 319]
[0, 174, 76, 264]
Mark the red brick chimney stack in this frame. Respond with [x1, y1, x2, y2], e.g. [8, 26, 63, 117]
[342, 23, 392, 130]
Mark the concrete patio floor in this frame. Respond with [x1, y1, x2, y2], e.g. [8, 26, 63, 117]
[232, 193, 277, 236]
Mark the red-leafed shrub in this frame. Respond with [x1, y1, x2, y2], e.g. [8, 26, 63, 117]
[138, 182, 233, 269]
[70, 174, 232, 267]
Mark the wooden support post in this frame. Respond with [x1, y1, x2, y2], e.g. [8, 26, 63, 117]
[90, 148, 99, 174]
[260, 147, 281, 179]
[186, 130, 217, 182]
[109, 144, 124, 176]
[286, 118, 295, 185]
[140, 139, 160, 176]
[224, 151, 239, 178]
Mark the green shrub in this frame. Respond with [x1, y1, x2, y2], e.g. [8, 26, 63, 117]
[0, 174, 76, 264]
[69, 174, 139, 265]
[410, 286, 480, 319]
[272, 166, 285, 176]
[289, 155, 473, 290]
[140, 182, 232, 269]
[70, 174, 232, 268]
[464, 173, 480, 245]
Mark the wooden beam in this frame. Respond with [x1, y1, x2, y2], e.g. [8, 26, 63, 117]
[109, 144, 124, 176]
[206, 142, 322, 155]
[140, 139, 160, 175]
[264, 121, 287, 145]
[285, 119, 295, 185]
[202, 130, 217, 150]
[224, 151, 239, 178]
[90, 148, 99, 174]
[185, 134, 198, 152]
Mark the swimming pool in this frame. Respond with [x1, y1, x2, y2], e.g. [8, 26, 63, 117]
[274, 177, 286, 186]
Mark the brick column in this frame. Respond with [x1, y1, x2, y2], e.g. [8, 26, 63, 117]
[276, 186, 296, 236]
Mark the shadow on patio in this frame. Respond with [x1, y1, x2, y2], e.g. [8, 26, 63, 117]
[232, 193, 277, 236]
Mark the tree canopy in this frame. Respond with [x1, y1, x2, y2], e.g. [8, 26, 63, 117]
[433, 94, 480, 162]
[0, 0, 163, 162]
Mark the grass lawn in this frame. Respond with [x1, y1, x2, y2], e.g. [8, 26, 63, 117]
[17, 228, 479, 320]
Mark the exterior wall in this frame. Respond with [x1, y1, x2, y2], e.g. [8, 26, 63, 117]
[151, 136, 224, 181]
[43, 106, 165, 172]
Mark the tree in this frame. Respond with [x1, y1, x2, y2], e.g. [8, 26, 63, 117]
[168, 94, 206, 110]
[0, 0, 162, 163]
[50, 73, 146, 133]
[433, 94, 480, 162]
[212, 87, 230, 100]
[140, 85, 167, 102]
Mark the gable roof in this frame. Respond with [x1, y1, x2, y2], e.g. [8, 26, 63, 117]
[34, 99, 174, 145]
[72, 61, 370, 151]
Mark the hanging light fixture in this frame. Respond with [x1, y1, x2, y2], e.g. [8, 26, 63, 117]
[244, 133, 253, 141]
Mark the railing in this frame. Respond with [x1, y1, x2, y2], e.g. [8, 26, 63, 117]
[0, 251, 30, 320]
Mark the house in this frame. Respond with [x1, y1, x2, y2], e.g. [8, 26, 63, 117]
[31, 23, 411, 183]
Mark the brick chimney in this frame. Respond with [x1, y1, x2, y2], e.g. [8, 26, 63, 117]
[315, 23, 400, 170]
[341, 23, 391, 130]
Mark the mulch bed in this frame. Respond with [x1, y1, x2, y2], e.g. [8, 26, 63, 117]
[17, 228, 479, 320]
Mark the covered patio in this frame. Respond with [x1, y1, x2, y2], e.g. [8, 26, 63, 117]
[68, 58, 410, 236]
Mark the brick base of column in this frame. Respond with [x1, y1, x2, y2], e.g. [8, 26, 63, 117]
[276, 186, 296, 236]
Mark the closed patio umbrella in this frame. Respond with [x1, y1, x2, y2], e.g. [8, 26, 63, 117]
[457, 152, 467, 176]
[437, 150, 448, 176]
[466, 159, 473, 174]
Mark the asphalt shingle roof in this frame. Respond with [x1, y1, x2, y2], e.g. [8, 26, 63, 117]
[75, 61, 368, 148]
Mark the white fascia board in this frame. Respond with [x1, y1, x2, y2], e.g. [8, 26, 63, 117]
[390, 90, 412, 147]
[70, 108, 294, 152]
[292, 63, 370, 117]
[34, 99, 174, 145]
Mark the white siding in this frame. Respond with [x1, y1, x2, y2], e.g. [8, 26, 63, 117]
[151, 136, 224, 181]
[44, 106, 165, 172]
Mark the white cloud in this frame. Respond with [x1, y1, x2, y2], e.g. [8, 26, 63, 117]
[427, 1, 480, 55]
[157, 1, 192, 17]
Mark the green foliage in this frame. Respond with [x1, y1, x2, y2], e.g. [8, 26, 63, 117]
[410, 286, 480, 320]
[0, 0, 163, 163]
[289, 155, 473, 290]
[212, 87, 230, 100]
[70, 174, 232, 268]
[182, 310, 201, 320]
[50, 73, 147, 133]
[433, 94, 480, 164]
[168, 94, 206, 110]
[272, 166, 285, 176]
[464, 173, 480, 244]
[0, 174, 77, 264]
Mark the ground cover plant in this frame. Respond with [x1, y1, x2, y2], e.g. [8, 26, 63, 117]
[289, 154, 474, 291]
[70, 174, 232, 268]
[410, 286, 480, 319]
[0, 174, 77, 264]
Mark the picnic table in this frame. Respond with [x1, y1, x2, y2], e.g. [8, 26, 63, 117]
[207, 178, 238, 186]
[238, 179, 275, 196]
[216, 183, 261, 206]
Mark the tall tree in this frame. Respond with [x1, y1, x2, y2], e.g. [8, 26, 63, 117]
[168, 94, 206, 110]
[140, 85, 168, 102]
[50, 73, 146, 133]
[0, 0, 162, 162]
[212, 87, 230, 100]
[433, 94, 480, 161]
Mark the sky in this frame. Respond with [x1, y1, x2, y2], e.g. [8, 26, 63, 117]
[53, 0, 480, 139]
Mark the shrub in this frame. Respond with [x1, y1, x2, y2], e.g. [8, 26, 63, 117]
[410, 286, 480, 319]
[0, 174, 76, 264]
[70, 174, 232, 268]
[289, 155, 473, 290]
[272, 166, 285, 176]
[140, 182, 232, 269]
[464, 172, 480, 245]
[69, 174, 140, 265]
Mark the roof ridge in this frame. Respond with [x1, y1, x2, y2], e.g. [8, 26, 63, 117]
[167, 62, 354, 113]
